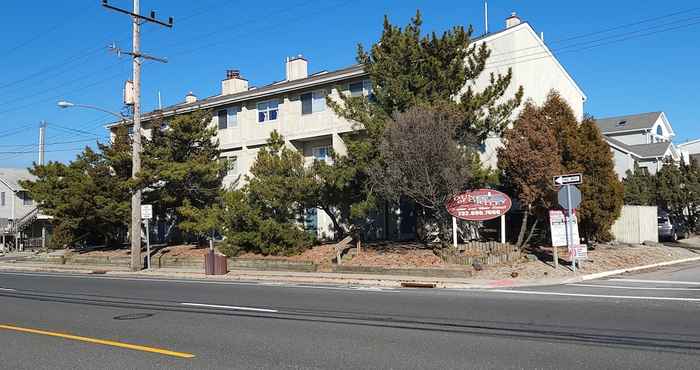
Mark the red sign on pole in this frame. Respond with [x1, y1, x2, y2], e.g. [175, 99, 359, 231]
[446, 189, 512, 221]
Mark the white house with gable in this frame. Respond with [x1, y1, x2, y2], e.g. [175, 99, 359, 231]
[595, 111, 682, 177]
[469, 12, 587, 168]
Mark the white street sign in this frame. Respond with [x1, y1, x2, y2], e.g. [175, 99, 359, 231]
[141, 204, 153, 220]
[553, 173, 583, 186]
[569, 245, 588, 260]
[549, 210, 579, 247]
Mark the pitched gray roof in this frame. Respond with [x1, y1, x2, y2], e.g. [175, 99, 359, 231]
[0, 168, 35, 191]
[109, 64, 367, 127]
[595, 112, 662, 134]
[628, 141, 671, 158]
[604, 137, 670, 158]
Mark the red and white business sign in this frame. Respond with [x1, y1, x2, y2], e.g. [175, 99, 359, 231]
[446, 189, 512, 221]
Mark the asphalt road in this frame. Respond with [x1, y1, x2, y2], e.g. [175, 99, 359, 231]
[1, 262, 700, 369]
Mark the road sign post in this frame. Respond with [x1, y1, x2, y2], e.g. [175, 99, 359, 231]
[141, 204, 153, 269]
[554, 174, 583, 272]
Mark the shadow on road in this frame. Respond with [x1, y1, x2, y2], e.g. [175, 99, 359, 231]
[2, 289, 700, 356]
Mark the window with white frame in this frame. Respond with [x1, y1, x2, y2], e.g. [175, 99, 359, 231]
[349, 81, 364, 97]
[301, 91, 326, 115]
[21, 192, 32, 206]
[312, 145, 332, 163]
[217, 109, 228, 129]
[257, 99, 279, 123]
[349, 80, 373, 98]
[1, 192, 5, 207]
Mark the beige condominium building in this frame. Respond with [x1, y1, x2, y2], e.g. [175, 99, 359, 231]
[108, 12, 586, 240]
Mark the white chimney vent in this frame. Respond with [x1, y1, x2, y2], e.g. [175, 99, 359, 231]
[505, 12, 521, 28]
[185, 91, 197, 104]
[286, 55, 308, 81]
[222, 69, 249, 95]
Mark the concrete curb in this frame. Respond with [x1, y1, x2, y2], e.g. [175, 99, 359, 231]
[1, 256, 699, 290]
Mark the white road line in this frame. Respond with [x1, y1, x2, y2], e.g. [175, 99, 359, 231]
[570, 283, 700, 291]
[488, 289, 700, 302]
[180, 302, 279, 313]
[610, 279, 700, 286]
[0, 288, 16, 291]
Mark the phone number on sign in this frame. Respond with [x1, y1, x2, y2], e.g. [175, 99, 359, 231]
[457, 209, 504, 217]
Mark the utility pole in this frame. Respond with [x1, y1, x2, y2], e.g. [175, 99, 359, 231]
[102, 0, 172, 271]
[39, 121, 47, 250]
[38, 121, 46, 166]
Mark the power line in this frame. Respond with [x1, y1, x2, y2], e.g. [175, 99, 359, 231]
[486, 7, 700, 59]
[0, 137, 106, 148]
[167, 0, 345, 58]
[0, 69, 126, 116]
[49, 122, 104, 138]
[483, 15, 700, 71]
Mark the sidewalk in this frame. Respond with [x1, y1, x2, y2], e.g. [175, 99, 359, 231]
[2, 255, 700, 289]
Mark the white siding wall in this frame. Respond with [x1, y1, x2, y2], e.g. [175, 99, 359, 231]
[611, 147, 634, 178]
[607, 132, 649, 146]
[467, 24, 586, 168]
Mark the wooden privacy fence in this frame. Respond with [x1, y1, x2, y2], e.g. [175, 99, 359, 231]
[610, 205, 658, 244]
[438, 241, 521, 266]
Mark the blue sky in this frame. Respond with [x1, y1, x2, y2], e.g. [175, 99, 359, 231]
[0, 0, 698, 167]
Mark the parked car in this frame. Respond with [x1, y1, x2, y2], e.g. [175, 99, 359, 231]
[658, 211, 688, 241]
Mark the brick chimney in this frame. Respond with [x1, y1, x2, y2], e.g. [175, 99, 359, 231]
[505, 12, 521, 28]
[285, 55, 308, 81]
[222, 69, 249, 95]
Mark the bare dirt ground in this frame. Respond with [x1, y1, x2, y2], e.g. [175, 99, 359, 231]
[474, 244, 699, 280]
[61, 240, 699, 281]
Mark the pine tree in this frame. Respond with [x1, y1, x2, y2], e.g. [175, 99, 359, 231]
[215, 131, 315, 256]
[141, 110, 224, 242]
[656, 159, 692, 228]
[21, 129, 133, 247]
[324, 10, 522, 237]
[541, 91, 581, 172]
[498, 102, 562, 248]
[623, 164, 656, 206]
[573, 116, 624, 241]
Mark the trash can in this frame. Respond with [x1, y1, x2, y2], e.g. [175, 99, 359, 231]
[214, 254, 228, 275]
[204, 249, 215, 275]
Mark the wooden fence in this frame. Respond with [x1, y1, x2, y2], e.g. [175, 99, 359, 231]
[438, 241, 521, 266]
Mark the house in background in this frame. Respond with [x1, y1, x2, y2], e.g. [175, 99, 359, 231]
[0, 169, 51, 252]
[595, 111, 682, 177]
[678, 139, 700, 165]
[107, 12, 586, 241]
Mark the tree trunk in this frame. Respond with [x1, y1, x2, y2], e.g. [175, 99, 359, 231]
[322, 206, 346, 241]
[516, 211, 529, 249]
[523, 218, 539, 247]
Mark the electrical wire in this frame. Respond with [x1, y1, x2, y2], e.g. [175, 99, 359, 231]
[485, 7, 700, 59]
[485, 13, 700, 67]
[483, 16, 700, 71]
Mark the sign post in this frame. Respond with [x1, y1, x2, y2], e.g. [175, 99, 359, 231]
[553, 174, 583, 272]
[141, 204, 153, 269]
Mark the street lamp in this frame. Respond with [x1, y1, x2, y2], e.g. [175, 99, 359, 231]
[57, 100, 127, 121]
[57, 100, 142, 271]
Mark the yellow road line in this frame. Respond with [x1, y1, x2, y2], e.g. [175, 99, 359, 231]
[0, 324, 195, 359]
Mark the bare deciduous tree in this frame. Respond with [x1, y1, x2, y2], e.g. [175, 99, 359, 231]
[372, 105, 474, 243]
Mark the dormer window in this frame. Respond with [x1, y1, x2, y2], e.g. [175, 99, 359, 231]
[656, 125, 663, 136]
